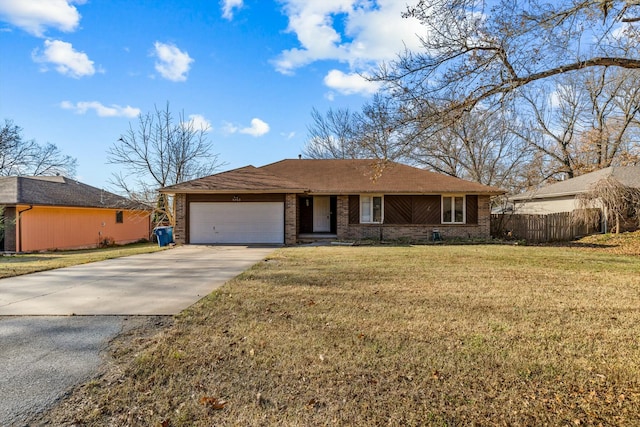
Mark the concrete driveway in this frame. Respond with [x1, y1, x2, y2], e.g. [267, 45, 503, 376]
[0, 245, 276, 315]
[0, 245, 276, 425]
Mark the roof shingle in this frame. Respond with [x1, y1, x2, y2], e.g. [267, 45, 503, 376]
[161, 159, 504, 195]
[0, 176, 147, 209]
[512, 166, 640, 200]
[161, 166, 307, 193]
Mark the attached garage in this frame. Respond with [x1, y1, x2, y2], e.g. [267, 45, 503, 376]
[189, 202, 284, 244]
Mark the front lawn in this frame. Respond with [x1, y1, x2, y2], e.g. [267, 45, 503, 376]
[0, 242, 166, 278]
[43, 244, 640, 426]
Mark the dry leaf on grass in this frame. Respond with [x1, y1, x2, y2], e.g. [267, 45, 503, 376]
[199, 396, 227, 410]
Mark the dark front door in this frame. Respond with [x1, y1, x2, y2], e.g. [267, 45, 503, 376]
[299, 196, 313, 233]
[330, 196, 337, 233]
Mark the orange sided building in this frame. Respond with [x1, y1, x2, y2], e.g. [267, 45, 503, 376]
[0, 176, 152, 252]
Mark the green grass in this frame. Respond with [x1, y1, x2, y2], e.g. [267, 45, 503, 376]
[0, 242, 167, 278]
[41, 244, 640, 426]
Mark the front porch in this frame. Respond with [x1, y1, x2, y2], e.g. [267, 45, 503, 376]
[298, 195, 338, 234]
[297, 232, 338, 244]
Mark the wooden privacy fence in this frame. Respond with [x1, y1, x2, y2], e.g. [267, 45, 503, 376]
[491, 212, 599, 243]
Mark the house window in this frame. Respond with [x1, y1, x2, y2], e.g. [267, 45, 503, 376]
[115, 211, 124, 224]
[442, 195, 465, 224]
[360, 195, 383, 223]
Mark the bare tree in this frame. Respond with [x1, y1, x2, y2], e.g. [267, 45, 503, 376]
[0, 119, 77, 176]
[303, 94, 418, 163]
[411, 107, 531, 192]
[108, 104, 222, 225]
[304, 95, 529, 192]
[574, 175, 640, 233]
[302, 107, 361, 159]
[376, 1, 640, 124]
[576, 67, 640, 170]
[355, 94, 418, 161]
[517, 76, 587, 181]
[517, 68, 640, 183]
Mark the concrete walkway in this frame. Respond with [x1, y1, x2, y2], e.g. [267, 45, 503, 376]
[0, 245, 276, 315]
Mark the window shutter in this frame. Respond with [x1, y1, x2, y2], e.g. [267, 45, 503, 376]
[349, 195, 360, 224]
[384, 195, 411, 224]
[466, 195, 478, 224]
[413, 195, 441, 224]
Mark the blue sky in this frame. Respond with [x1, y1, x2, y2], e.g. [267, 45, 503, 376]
[0, 0, 426, 189]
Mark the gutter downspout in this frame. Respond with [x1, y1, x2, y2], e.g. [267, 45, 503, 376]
[17, 205, 33, 253]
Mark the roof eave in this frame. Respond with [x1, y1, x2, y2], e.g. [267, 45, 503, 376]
[511, 189, 588, 201]
[160, 188, 309, 194]
[162, 189, 505, 196]
[10, 202, 151, 210]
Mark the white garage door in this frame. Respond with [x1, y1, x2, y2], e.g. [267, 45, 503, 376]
[189, 202, 284, 244]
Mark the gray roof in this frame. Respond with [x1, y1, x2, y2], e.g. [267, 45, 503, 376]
[512, 166, 640, 201]
[0, 176, 147, 210]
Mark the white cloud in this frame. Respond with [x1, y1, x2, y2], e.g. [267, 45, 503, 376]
[60, 101, 140, 118]
[548, 83, 577, 109]
[324, 69, 381, 96]
[281, 131, 296, 140]
[188, 114, 212, 131]
[273, 0, 426, 75]
[548, 91, 561, 109]
[241, 118, 270, 137]
[221, 0, 243, 20]
[32, 39, 96, 78]
[221, 122, 238, 135]
[223, 118, 270, 137]
[0, 0, 83, 37]
[604, 22, 640, 46]
[153, 41, 194, 82]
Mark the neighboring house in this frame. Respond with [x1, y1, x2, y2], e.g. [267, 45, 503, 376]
[160, 159, 504, 245]
[511, 166, 640, 232]
[0, 176, 152, 252]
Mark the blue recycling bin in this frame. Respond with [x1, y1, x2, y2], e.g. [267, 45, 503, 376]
[154, 226, 174, 247]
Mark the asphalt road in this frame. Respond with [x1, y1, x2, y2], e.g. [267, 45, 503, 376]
[0, 316, 125, 426]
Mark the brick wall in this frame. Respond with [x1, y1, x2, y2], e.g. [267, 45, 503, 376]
[342, 224, 488, 241]
[477, 195, 491, 236]
[173, 193, 187, 244]
[336, 195, 350, 240]
[285, 193, 297, 245]
[340, 195, 493, 242]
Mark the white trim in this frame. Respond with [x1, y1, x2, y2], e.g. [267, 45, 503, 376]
[442, 195, 466, 224]
[360, 194, 384, 224]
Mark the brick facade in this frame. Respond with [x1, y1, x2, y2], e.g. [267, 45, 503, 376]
[285, 193, 297, 245]
[336, 195, 350, 240]
[333, 194, 492, 243]
[173, 193, 187, 244]
[172, 193, 492, 245]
